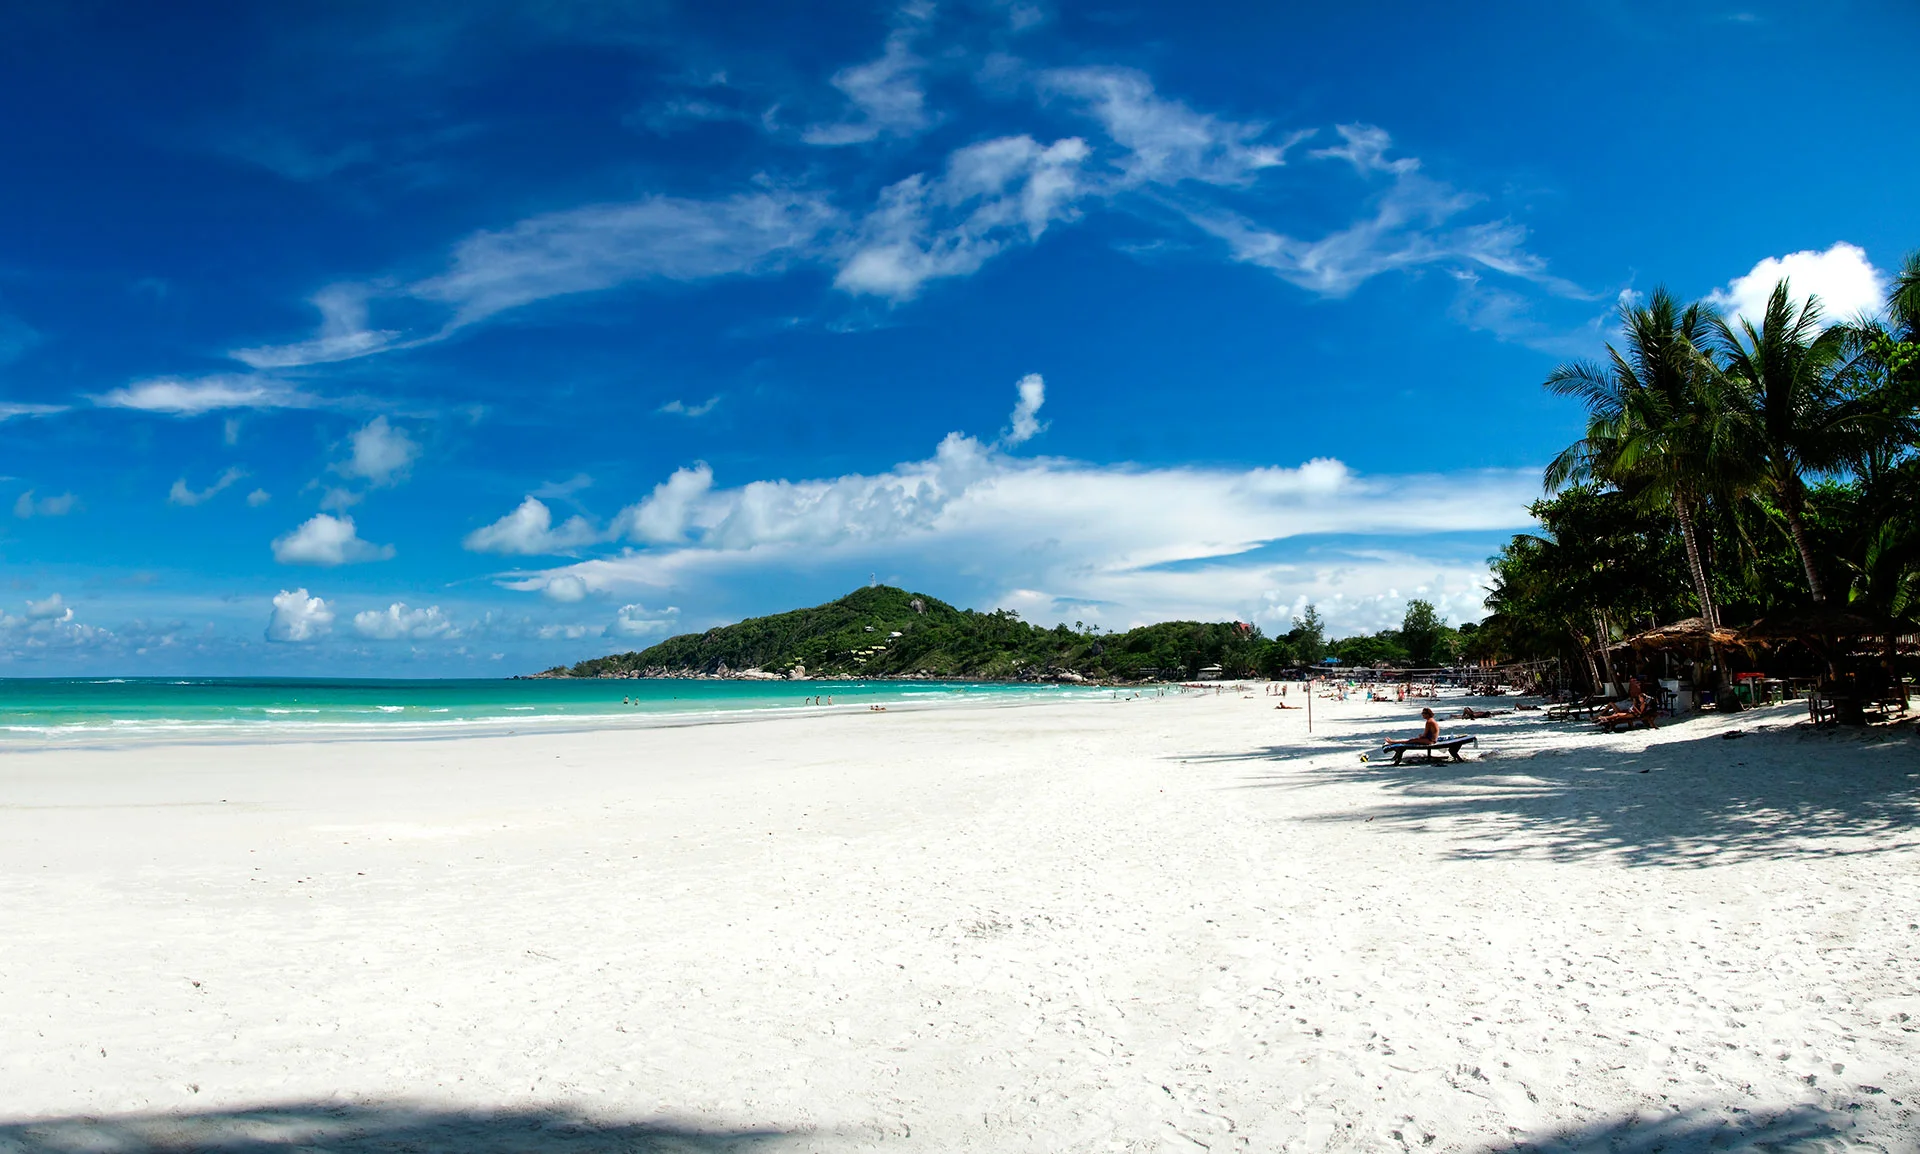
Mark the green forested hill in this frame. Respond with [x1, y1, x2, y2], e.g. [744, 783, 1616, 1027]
[539, 585, 1280, 681]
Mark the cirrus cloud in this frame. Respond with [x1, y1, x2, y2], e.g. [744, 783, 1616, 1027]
[93, 374, 321, 415]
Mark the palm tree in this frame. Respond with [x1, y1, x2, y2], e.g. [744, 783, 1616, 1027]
[1544, 288, 1736, 627]
[1711, 279, 1851, 603]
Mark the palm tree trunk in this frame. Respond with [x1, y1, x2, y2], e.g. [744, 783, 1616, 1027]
[1780, 479, 1827, 603]
[1673, 495, 1719, 628]
[1593, 609, 1617, 691]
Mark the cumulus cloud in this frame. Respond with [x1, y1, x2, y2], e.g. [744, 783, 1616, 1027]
[411, 191, 837, 329]
[337, 416, 420, 487]
[463, 496, 599, 555]
[542, 574, 589, 603]
[168, 467, 247, 507]
[608, 602, 680, 639]
[1001, 373, 1046, 445]
[247, 488, 272, 507]
[500, 390, 1537, 632]
[271, 514, 395, 566]
[25, 593, 69, 621]
[93, 374, 320, 415]
[609, 463, 717, 545]
[803, 28, 930, 146]
[0, 595, 110, 653]
[13, 490, 76, 518]
[352, 602, 457, 640]
[265, 588, 334, 642]
[230, 284, 401, 369]
[1706, 242, 1887, 329]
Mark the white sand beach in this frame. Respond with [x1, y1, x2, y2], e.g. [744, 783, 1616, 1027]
[2, 692, 1917, 1152]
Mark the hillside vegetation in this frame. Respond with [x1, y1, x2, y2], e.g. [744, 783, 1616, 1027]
[539, 585, 1278, 681]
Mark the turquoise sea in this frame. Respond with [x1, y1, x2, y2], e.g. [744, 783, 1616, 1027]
[0, 677, 1101, 743]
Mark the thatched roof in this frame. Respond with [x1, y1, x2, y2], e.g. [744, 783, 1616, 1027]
[1609, 617, 1745, 651]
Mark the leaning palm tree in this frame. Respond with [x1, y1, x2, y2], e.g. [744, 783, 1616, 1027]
[1544, 288, 1736, 627]
[1712, 279, 1851, 603]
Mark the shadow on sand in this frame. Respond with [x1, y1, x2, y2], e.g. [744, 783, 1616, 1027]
[1488, 1101, 1856, 1152]
[0, 1102, 805, 1153]
[1220, 711, 1920, 868]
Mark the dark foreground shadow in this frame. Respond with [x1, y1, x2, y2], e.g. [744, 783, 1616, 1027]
[1489, 1102, 1851, 1152]
[0, 1102, 805, 1153]
[1228, 716, 1920, 868]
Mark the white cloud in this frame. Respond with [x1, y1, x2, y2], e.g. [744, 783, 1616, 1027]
[1187, 126, 1576, 299]
[265, 588, 334, 642]
[835, 135, 1091, 299]
[230, 284, 401, 369]
[353, 602, 457, 640]
[608, 602, 680, 639]
[1001, 373, 1046, 445]
[1040, 67, 1304, 187]
[658, 396, 721, 417]
[13, 490, 76, 518]
[463, 496, 599, 555]
[1309, 124, 1419, 175]
[542, 574, 589, 603]
[246, 488, 272, 507]
[411, 191, 837, 328]
[537, 622, 595, 640]
[168, 467, 247, 507]
[0, 596, 109, 653]
[803, 29, 930, 146]
[93, 374, 320, 415]
[532, 473, 593, 500]
[0, 402, 65, 422]
[1706, 242, 1887, 329]
[25, 593, 69, 621]
[609, 463, 716, 545]
[502, 407, 1537, 633]
[337, 416, 420, 487]
[271, 514, 395, 566]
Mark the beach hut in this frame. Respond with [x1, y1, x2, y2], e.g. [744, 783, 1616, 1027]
[1608, 617, 1748, 712]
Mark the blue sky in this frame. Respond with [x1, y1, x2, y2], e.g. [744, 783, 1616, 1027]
[1, 0, 1914, 675]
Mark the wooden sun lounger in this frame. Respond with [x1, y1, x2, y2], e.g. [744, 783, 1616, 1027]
[1380, 735, 1477, 764]
[1596, 704, 1657, 732]
[1546, 695, 1608, 721]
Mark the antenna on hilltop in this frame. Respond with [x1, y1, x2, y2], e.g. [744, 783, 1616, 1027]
[869, 572, 877, 588]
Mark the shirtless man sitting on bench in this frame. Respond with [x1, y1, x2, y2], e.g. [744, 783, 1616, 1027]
[1596, 678, 1658, 732]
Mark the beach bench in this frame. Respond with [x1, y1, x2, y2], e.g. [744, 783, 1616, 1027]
[1596, 703, 1657, 732]
[1379, 735, 1477, 765]
[1546, 695, 1607, 721]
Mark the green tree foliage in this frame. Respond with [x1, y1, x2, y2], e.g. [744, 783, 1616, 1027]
[1400, 599, 1445, 667]
[1287, 605, 1327, 664]
[544, 586, 1280, 682]
[1328, 630, 1409, 667]
[1544, 288, 1737, 627]
[1495, 252, 1920, 686]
